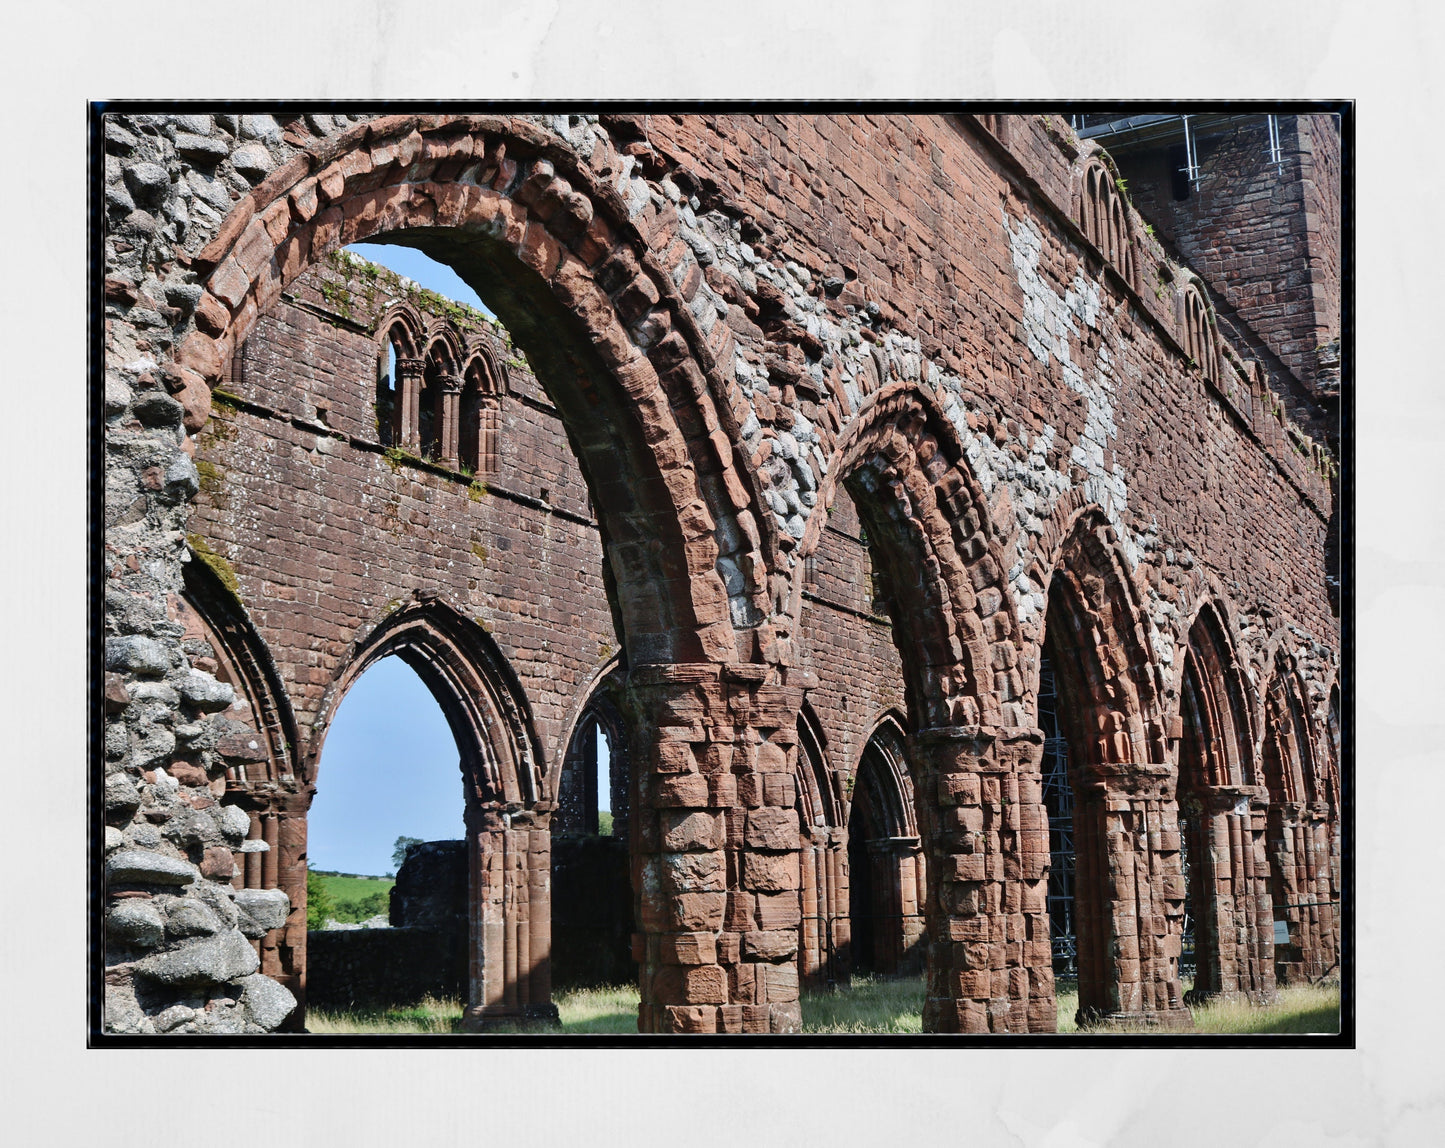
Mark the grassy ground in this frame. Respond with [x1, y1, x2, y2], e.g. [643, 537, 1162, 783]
[313, 872, 394, 903]
[307, 975, 1340, 1036]
[310, 872, 394, 925]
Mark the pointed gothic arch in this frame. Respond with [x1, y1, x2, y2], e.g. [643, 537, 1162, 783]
[845, 713, 926, 978]
[1173, 599, 1274, 1003]
[1038, 509, 1190, 1027]
[1260, 649, 1338, 985]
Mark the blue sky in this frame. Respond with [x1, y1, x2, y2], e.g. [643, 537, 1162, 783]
[347, 242, 495, 318]
[309, 245, 606, 877]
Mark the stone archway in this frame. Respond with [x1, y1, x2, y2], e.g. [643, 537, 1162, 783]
[1260, 649, 1338, 984]
[174, 115, 769, 668]
[309, 597, 549, 1026]
[795, 381, 1054, 1033]
[1173, 599, 1275, 1003]
[1039, 509, 1191, 1028]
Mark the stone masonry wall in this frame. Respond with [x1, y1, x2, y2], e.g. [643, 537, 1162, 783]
[100, 111, 1341, 1034]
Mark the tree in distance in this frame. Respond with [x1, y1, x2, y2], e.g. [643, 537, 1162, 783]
[392, 835, 424, 870]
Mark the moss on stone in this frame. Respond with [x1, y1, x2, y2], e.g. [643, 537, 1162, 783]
[195, 459, 224, 495]
[186, 533, 241, 599]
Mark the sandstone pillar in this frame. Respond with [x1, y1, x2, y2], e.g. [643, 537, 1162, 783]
[395, 358, 425, 450]
[1072, 761, 1192, 1027]
[461, 806, 558, 1028]
[437, 373, 463, 468]
[911, 724, 1053, 1033]
[625, 663, 805, 1034]
[1182, 786, 1275, 1003]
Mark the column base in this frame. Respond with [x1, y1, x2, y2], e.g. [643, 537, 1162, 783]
[458, 1002, 561, 1032]
[1077, 1004, 1195, 1031]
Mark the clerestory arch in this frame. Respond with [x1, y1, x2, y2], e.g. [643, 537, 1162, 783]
[1077, 152, 1139, 291]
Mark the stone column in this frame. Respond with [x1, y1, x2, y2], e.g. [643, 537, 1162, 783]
[395, 358, 425, 450]
[625, 663, 805, 1034]
[1185, 786, 1274, 1003]
[437, 373, 462, 468]
[460, 805, 558, 1029]
[911, 724, 1053, 1033]
[1070, 761, 1192, 1027]
[478, 396, 501, 475]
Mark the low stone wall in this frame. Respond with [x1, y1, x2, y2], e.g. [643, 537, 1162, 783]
[305, 926, 466, 1012]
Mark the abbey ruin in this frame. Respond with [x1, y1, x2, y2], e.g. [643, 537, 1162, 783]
[99, 111, 1343, 1035]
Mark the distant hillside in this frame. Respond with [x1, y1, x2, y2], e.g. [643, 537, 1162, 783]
[311, 871, 395, 926]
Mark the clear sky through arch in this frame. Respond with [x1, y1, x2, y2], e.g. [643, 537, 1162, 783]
[346, 242, 495, 318]
[310, 655, 467, 876]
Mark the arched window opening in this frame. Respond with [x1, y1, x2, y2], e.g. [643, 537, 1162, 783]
[1181, 281, 1220, 383]
[375, 319, 420, 448]
[460, 352, 502, 477]
[306, 655, 469, 1015]
[1079, 158, 1138, 290]
[845, 723, 924, 978]
[1040, 532, 1188, 1026]
[556, 705, 628, 838]
[551, 694, 634, 991]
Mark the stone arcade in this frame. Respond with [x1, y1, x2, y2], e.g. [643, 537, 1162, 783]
[100, 112, 1342, 1034]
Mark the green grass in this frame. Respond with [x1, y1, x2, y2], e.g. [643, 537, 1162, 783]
[308, 996, 462, 1035]
[305, 975, 1340, 1036]
[801, 974, 924, 1034]
[311, 871, 394, 925]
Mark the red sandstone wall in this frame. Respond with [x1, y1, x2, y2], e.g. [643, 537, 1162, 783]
[637, 113, 1336, 660]
[190, 261, 614, 774]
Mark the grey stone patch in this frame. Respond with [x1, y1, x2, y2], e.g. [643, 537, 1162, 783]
[164, 282, 204, 312]
[128, 680, 179, 706]
[174, 133, 229, 162]
[161, 806, 218, 848]
[152, 1004, 197, 1032]
[103, 983, 151, 1034]
[162, 454, 200, 502]
[217, 803, 252, 842]
[104, 375, 134, 416]
[176, 668, 234, 711]
[163, 897, 224, 938]
[231, 143, 275, 180]
[132, 929, 259, 987]
[104, 826, 125, 853]
[239, 973, 297, 1030]
[106, 635, 173, 675]
[192, 881, 240, 930]
[237, 838, 269, 853]
[173, 114, 213, 135]
[238, 114, 283, 145]
[133, 390, 184, 429]
[105, 121, 139, 154]
[107, 898, 166, 948]
[130, 725, 178, 769]
[123, 162, 171, 207]
[234, 888, 290, 938]
[104, 770, 141, 815]
[106, 849, 198, 886]
[187, 171, 235, 212]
